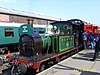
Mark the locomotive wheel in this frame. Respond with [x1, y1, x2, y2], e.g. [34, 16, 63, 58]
[0, 57, 3, 66]
[24, 68, 36, 75]
[11, 65, 21, 75]
[57, 57, 61, 63]
[40, 64, 45, 72]
[2, 69, 11, 75]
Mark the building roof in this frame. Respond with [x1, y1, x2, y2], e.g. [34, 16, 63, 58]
[0, 7, 63, 21]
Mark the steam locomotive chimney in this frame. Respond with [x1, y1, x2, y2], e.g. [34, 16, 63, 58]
[27, 19, 30, 25]
[30, 19, 33, 28]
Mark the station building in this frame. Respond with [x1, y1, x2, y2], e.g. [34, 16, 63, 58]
[0, 7, 63, 25]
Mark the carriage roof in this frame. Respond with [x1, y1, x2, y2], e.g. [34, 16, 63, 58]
[0, 22, 22, 27]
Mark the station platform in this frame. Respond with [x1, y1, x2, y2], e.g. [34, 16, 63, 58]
[37, 49, 100, 75]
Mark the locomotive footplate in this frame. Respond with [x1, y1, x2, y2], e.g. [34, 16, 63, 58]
[9, 53, 57, 62]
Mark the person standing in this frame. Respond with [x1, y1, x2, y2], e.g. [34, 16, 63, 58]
[89, 30, 95, 50]
[90, 33, 100, 61]
[82, 31, 88, 49]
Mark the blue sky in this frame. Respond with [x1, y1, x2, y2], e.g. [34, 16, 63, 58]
[0, 0, 100, 25]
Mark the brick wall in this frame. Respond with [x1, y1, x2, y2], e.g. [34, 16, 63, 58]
[9, 15, 54, 24]
[0, 14, 9, 22]
[9, 15, 27, 23]
[0, 14, 54, 24]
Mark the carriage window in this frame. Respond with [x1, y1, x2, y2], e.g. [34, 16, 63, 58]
[38, 28, 45, 34]
[39, 31, 45, 33]
[5, 28, 14, 37]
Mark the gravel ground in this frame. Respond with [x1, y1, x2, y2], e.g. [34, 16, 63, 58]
[0, 63, 8, 75]
[0, 52, 19, 75]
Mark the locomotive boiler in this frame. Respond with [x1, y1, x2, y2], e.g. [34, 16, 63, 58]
[19, 24, 51, 56]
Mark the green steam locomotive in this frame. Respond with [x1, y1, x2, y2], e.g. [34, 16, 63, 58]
[3, 19, 84, 75]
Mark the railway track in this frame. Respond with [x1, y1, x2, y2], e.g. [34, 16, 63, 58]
[0, 52, 19, 57]
[0, 52, 19, 75]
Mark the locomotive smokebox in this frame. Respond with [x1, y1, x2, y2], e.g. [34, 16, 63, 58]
[19, 34, 43, 56]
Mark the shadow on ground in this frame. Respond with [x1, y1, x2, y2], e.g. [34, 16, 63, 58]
[53, 64, 100, 75]
[71, 50, 100, 61]
[80, 71, 100, 75]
